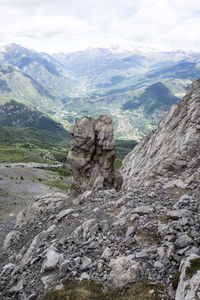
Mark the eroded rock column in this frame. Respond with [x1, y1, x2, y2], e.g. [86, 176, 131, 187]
[67, 115, 122, 197]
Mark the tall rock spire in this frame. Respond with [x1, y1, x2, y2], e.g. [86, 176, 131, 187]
[67, 115, 122, 197]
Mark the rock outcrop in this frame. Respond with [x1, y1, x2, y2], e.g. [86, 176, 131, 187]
[121, 79, 200, 190]
[67, 115, 122, 197]
[175, 254, 200, 300]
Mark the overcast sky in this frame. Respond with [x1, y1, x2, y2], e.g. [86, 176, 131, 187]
[0, 0, 200, 53]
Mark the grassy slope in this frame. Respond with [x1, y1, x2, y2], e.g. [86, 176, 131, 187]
[0, 126, 136, 164]
[40, 279, 165, 300]
[0, 126, 70, 163]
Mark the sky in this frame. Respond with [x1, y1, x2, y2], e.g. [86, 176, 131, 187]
[0, 0, 200, 53]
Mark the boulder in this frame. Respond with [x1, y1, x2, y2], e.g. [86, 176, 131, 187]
[72, 219, 99, 240]
[108, 256, 139, 288]
[41, 245, 61, 272]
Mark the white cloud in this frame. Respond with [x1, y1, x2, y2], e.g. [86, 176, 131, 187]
[0, 0, 200, 52]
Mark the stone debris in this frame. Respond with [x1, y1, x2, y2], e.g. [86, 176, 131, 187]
[0, 185, 199, 299]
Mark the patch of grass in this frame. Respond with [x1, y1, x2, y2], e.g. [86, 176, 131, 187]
[0, 126, 70, 148]
[40, 279, 165, 300]
[116, 140, 137, 158]
[167, 187, 193, 198]
[0, 145, 52, 163]
[44, 180, 68, 191]
[36, 165, 71, 177]
[136, 229, 161, 246]
[158, 215, 173, 223]
[185, 258, 200, 278]
[0, 189, 9, 197]
[114, 157, 122, 170]
[107, 208, 121, 216]
[171, 271, 181, 290]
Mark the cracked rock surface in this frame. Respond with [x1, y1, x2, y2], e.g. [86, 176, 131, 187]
[121, 79, 200, 190]
[67, 115, 122, 197]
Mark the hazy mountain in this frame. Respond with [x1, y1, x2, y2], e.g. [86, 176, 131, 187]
[0, 64, 56, 110]
[0, 44, 83, 103]
[54, 46, 200, 84]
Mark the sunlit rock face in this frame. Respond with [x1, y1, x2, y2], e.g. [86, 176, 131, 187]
[67, 115, 122, 197]
[121, 79, 200, 190]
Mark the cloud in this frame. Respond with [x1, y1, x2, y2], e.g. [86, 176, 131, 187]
[0, 0, 200, 52]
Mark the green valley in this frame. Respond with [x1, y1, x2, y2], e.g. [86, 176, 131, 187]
[0, 43, 200, 141]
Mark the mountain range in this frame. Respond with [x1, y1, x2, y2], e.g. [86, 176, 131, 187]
[0, 43, 200, 140]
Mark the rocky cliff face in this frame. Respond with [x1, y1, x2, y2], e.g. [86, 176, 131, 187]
[67, 115, 122, 197]
[121, 79, 200, 190]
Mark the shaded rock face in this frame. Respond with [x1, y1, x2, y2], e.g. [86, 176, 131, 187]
[121, 79, 200, 190]
[67, 115, 122, 197]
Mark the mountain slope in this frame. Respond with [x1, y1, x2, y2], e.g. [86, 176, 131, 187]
[122, 82, 180, 114]
[0, 65, 57, 109]
[0, 99, 69, 134]
[121, 78, 200, 189]
[0, 44, 83, 103]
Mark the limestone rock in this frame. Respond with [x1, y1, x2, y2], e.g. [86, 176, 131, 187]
[67, 115, 122, 197]
[80, 272, 90, 281]
[121, 79, 200, 189]
[41, 275, 55, 291]
[41, 245, 61, 272]
[72, 219, 99, 240]
[81, 257, 92, 270]
[3, 230, 18, 250]
[9, 279, 25, 293]
[1, 186, 199, 299]
[175, 254, 200, 300]
[73, 190, 92, 205]
[108, 256, 139, 288]
[16, 193, 68, 228]
[56, 208, 74, 221]
[101, 247, 112, 260]
[175, 234, 194, 249]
